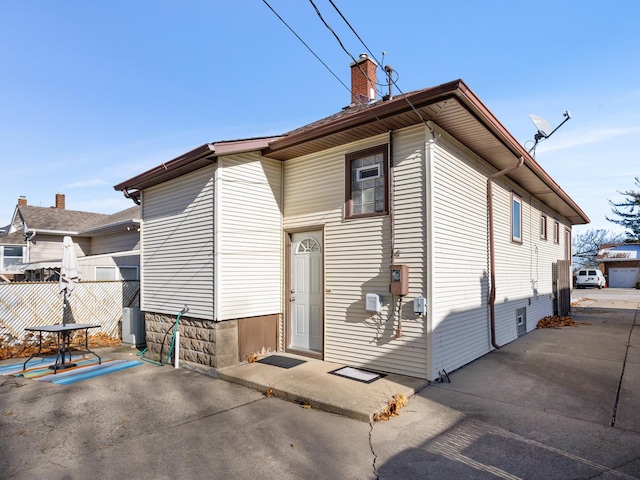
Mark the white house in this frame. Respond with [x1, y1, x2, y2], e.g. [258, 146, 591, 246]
[115, 56, 589, 380]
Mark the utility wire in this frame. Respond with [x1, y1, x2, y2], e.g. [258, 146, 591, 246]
[261, 0, 350, 93]
[327, 0, 431, 127]
[328, 0, 380, 65]
[308, 0, 385, 90]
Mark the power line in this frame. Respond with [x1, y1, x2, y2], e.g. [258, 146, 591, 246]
[260, 1, 401, 131]
[261, 0, 350, 93]
[327, 0, 380, 65]
[327, 0, 431, 127]
[308, 0, 384, 90]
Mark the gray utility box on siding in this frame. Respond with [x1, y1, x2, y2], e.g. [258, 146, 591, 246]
[122, 307, 146, 347]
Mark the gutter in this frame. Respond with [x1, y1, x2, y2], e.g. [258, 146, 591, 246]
[487, 156, 524, 350]
[453, 83, 589, 225]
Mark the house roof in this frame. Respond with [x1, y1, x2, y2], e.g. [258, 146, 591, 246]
[79, 205, 141, 235]
[17, 205, 110, 234]
[14, 204, 141, 236]
[0, 230, 26, 245]
[113, 79, 589, 225]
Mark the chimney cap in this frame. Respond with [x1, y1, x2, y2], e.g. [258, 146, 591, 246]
[350, 52, 377, 67]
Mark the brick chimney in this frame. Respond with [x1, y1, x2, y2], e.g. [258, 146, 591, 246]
[55, 193, 65, 209]
[18, 196, 27, 206]
[350, 53, 377, 105]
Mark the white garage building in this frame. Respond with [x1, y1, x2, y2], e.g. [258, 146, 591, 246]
[598, 244, 640, 288]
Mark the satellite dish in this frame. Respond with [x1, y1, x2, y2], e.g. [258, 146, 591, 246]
[527, 110, 572, 156]
[529, 114, 553, 138]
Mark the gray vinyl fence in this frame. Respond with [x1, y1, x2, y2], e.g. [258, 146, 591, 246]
[0, 280, 139, 343]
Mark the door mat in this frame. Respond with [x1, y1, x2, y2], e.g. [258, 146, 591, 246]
[256, 355, 306, 369]
[329, 366, 386, 384]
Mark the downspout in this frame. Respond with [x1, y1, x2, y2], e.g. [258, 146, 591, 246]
[123, 188, 141, 205]
[487, 156, 524, 350]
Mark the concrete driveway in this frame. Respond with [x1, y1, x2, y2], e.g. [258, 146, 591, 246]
[1, 288, 639, 479]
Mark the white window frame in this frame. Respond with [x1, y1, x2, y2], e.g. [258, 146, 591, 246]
[355, 164, 382, 181]
[512, 193, 523, 243]
[1, 245, 24, 269]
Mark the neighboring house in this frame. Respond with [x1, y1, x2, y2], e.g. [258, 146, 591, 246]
[597, 244, 640, 288]
[114, 55, 589, 380]
[2, 193, 140, 281]
[0, 230, 26, 281]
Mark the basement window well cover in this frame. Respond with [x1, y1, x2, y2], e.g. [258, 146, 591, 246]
[329, 366, 385, 383]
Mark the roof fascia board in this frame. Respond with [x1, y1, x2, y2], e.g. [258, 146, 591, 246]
[114, 137, 282, 193]
[452, 83, 590, 224]
[212, 137, 283, 156]
[113, 143, 214, 192]
[264, 81, 463, 155]
[27, 228, 79, 236]
[79, 218, 141, 235]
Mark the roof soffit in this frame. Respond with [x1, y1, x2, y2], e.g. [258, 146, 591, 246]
[263, 81, 588, 225]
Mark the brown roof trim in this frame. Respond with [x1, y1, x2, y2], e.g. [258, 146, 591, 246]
[453, 82, 590, 224]
[264, 79, 589, 225]
[214, 137, 283, 156]
[113, 137, 282, 194]
[113, 143, 215, 193]
[265, 80, 462, 155]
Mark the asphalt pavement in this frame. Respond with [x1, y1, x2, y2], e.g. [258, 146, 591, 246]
[1, 288, 638, 479]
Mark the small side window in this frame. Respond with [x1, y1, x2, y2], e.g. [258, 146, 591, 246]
[512, 193, 522, 243]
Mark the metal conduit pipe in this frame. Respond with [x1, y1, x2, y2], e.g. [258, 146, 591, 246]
[487, 156, 524, 349]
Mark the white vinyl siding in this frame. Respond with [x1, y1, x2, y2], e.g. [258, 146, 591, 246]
[217, 154, 283, 321]
[77, 252, 139, 281]
[91, 231, 140, 255]
[27, 235, 90, 263]
[285, 127, 428, 378]
[429, 128, 569, 379]
[142, 166, 214, 320]
[430, 133, 492, 379]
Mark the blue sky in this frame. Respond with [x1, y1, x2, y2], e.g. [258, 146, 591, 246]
[1, 1, 638, 235]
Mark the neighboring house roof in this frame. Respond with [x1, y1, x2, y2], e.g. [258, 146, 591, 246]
[16, 205, 110, 235]
[114, 79, 590, 225]
[0, 230, 25, 245]
[79, 205, 141, 236]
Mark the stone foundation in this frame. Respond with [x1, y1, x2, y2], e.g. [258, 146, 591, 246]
[144, 312, 239, 369]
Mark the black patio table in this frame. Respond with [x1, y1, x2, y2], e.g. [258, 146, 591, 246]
[23, 324, 102, 373]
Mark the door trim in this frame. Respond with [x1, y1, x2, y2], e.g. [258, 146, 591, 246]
[284, 226, 325, 359]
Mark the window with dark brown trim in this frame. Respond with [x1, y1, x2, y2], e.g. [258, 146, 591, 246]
[540, 213, 548, 240]
[345, 144, 388, 219]
[553, 220, 560, 244]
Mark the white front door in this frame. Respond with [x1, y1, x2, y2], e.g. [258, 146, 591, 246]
[290, 232, 323, 353]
